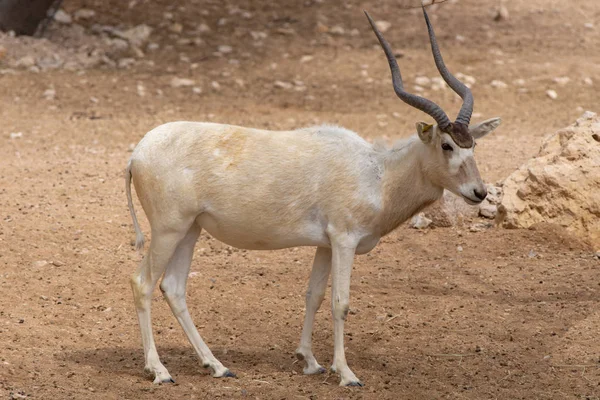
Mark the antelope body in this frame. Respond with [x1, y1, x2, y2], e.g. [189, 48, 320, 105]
[126, 8, 501, 387]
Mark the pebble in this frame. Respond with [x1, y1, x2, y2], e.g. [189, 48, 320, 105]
[218, 45, 233, 54]
[375, 21, 391, 33]
[170, 77, 195, 88]
[457, 246, 463, 252]
[53, 9, 72, 24]
[415, 76, 431, 86]
[410, 213, 432, 229]
[546, 89, 558, 100]
[43, 88, 56, 100]
[74, 9, 96, 20]
[583, 77, 593, 86]
[552, 76, 570, 86]
[493, 5, 509, 21]
[136, 83, 146, 97]
[15, 56, 36, 68]
[490, 80, 508, 89]
[274, 80, 293, 90]
[330, 25, 345, 35]
[300, 55, 314, 63]
[211, 81, 221, 90]
[9, 132, 22, 139]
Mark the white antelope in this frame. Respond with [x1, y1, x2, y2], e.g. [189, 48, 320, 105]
[126, 8, 500, 387]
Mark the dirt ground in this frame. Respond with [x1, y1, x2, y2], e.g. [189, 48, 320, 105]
[1, 0, 599, 398]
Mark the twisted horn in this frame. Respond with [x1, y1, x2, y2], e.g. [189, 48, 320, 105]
[365, 10, 452, 130]
[422, 6, 474, 126]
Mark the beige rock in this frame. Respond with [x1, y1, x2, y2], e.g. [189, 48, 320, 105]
[421, 191, 479, 227]
[498, 112, 600, 245]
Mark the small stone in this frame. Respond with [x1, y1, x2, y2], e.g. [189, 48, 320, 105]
[513, 78, 526, 86]
[300, 55, 314, 63]
[584, 22, 594, 29]
[410, 213, 432, 229]
[469, 222, 491, 232]
[117, 58, 136, 69]
[457, 246, 463, 252]
[198, 23, 211, 33]
[74, 8, 96, 20]
[250, 31, 267, 40]
[170, 77, 195, 88]
[119, 24, 153, 48]
[552, 76, 570, 86]
[274, 80, 293, 90]
[415, 76, 431, 86]
[33, 260, 49, 268]
[218, 45, 233, 54]
[169, 23, 183, 34]
[15, 55, 36, 68]
[211, 81, 221, 90]
[330, 25, 345, 35]
[493, 5, 509, 21]
[528, 249, 537, 258]
[192, 86, 202, 94]
[413, 85, 425, 93]
[490, 80, 508, 89]
[479, 202, 497, 219]
[546, 89, 558, 100]
[136, 83, 146, 97]
[375, 20, 391, 33]
[53, 9, 72, 24]
[9, 132, 22, 139]
[43, 88, 56, 101]
[583, 77, 593, 86]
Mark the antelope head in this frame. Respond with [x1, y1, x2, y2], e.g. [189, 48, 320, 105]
[365, 8, 501, 205]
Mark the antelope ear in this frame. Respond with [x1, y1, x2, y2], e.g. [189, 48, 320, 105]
[416, 122, 434, 143]
[469, 117, 501, 139]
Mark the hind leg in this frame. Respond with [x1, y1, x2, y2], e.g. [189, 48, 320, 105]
[131, 225, 190, 384]
[160, 224, 233, 378]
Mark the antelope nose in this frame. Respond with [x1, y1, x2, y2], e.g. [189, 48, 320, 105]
[473, 188, 487, 201]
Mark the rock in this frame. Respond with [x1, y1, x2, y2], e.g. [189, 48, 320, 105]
[33, 260, 49, 268]
[117, 58, 136, 68]
[9, 132, 22, 139]
[410, 213, 432, 229]
[553, 76, 570, 85]
[415, 76, 431, 86]
[14, 55, 36, 68]
[211, 81, 221, 90]
[300, 55, 314, 63]
[74, 8, 96, 20]
[479, 202, 497, 219]
[329, 25, 345, 35]
[43, 88, 56, 100]
[421, 191, 479, 227]
[170, 77, 195, 88]
[274, 80, 293, 90]
[118, 24, 152, 48]
[546, 89, 558, 100]
[583, 77, 593, 86]
[490, 80, 508, 89]
[136, 83, 146, 97]
[493, 5, 509, 21]
[498, 112, 600, 245]
[218, 45, 233, 54]
[469, 222, 492, 232]
[54, 9, 72, 24]
[198, 23, 211, 33]
[375, 21, 391, 33]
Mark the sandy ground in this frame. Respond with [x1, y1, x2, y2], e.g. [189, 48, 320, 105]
[1, 0, 599, 398]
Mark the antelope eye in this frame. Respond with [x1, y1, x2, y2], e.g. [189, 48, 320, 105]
[441, 143, 453, 151]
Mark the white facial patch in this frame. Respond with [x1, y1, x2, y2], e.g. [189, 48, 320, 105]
[441, 133, 474, 175]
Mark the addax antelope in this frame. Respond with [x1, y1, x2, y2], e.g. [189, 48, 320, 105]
[125, 7, 500, 387]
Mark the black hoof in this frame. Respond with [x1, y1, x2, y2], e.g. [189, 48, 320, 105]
[345, 381, 364, 387]
[318, 367, 327, 374]
[223, 369, 237, 378]
[161, 378, 176, 384]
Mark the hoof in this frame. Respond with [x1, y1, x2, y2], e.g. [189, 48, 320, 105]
[161, 377, 176, 384]
[295, 352, 305, 361]
[345, 381, 364, 387]
[221, 369, 237, 378]
[317, 367, 327, 374]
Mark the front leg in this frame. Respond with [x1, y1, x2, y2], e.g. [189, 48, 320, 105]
[330, 238, 362, 387]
